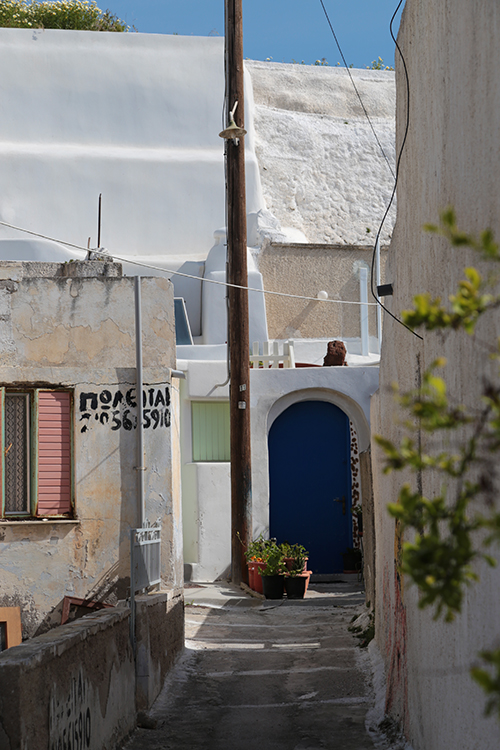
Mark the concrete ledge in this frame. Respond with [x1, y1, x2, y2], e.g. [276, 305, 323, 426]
[135, 591, 185, 711]
[0, 606, 135, 750]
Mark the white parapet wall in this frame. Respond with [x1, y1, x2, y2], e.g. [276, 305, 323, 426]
[0, 29, 264, 265]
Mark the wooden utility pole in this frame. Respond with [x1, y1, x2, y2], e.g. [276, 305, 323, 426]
[223, 0, 252, 584]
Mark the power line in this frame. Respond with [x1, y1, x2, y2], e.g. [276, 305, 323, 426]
[0, 218, 377, 306]
[369, 0, 423, 342]
[318, 0, 396, 180]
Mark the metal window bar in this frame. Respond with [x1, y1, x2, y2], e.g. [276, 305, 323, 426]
[4, 393, 30, 515]
[129, 525, 161, 651]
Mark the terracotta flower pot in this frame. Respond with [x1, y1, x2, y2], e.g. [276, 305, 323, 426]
[247, 561, 256, 590]
[248, 561, 265, 594]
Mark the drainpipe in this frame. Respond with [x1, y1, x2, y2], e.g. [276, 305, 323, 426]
[375, 237, 382, 354]
[359, 266, 370, 356]
[134, 276, 145, 528]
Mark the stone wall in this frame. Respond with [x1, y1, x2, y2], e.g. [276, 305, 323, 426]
[0, 607, 135, 750]
[0, 593, 184, 749]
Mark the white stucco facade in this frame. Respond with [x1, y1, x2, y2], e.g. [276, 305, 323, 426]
[180, 357, 379, 582]
[0, 29, 260, 262]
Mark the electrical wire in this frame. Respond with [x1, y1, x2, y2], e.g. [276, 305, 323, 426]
[318, 0, 395, 180]
[369, 0, 423, 342]
[0, 218, 89, 252]
[0, 218, 377, 306]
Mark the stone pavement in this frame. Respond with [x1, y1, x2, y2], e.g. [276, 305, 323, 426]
[122, 581, 387, 750]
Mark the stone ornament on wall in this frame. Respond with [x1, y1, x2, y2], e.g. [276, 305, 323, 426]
[350, 420, 361, 545]
[79, 385, 170, 433]
[323, 340, 349, 366]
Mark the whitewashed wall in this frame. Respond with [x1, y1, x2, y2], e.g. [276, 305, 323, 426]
[179, 357, 378, 582]
[0, 29, 263, 265]
[372, 1, 500, 748]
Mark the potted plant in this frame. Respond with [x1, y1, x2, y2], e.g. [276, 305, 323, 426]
[244, 535, 274, 594]
[258, 542, 285, 599]
[282, 542, 308, 573]
[283, 544, 310, 599]
[341, 547, 362, 573]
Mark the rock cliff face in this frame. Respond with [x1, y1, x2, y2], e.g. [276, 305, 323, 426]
[246, 60, 396, 246]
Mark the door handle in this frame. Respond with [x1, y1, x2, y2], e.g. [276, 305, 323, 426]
[334, 496, 346, 515]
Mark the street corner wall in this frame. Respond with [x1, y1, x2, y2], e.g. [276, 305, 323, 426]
[371, 1, 500, 748]
[134, 591, 185, 711]
[370, 385, 411, 737]
[0, 273, 175, 371]
[0, 269, 181, 637]
[0, 607, 135, 750]
[167, 376, 184, 593]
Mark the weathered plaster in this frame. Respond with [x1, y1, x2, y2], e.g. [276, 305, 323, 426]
[258, 243, 386, 341]
[246, 60, 396, 245]
[0, 607, 135, 749]
[0, 264, 181, 638]
[372, 2, 500, 748]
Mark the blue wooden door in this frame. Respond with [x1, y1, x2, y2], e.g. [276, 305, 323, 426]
[268, 400, 352, 574]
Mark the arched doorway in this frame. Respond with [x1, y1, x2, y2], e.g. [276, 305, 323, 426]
[268, 400, 352, 574]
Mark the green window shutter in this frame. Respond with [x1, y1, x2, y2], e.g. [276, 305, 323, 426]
[192, 402, 230, 462]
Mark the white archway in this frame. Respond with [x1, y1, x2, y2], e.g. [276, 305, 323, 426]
[267, 387, 371, 451]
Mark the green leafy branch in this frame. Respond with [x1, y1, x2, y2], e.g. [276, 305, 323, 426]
[403, 208, 500, 334]
[376, 209, 500, 717]
[471, 650, 500, 718]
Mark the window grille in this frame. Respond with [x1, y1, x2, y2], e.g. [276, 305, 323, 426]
[4, 394, 30, 515]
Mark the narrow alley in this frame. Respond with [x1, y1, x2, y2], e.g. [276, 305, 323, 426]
[122, 582, 390, 750]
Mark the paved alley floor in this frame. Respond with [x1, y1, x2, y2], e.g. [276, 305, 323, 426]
[122, 581, 385, 750]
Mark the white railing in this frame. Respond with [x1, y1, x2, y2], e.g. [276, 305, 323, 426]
[250, 340, 295, 369]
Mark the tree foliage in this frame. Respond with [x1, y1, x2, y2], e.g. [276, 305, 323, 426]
[0, 0, 128, 32]
[376, 208, 500, 718]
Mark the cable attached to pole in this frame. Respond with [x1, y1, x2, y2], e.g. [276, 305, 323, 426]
[369, 0, 423, 342]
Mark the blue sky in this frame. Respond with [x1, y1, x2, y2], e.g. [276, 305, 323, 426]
[107, 1, 405, 70]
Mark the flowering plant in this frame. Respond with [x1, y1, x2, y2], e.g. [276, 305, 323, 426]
[0, 1, 128, 31]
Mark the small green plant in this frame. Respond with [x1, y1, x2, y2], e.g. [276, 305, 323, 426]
[243, 534, 275, 563]
[245, 536, 309, 577]
[0, 1, 128, 31]
[259, 541, 285, 577]
[282, 542, 308, 576]
[348, 610, 375, 648]
[367, 57, 394, 71]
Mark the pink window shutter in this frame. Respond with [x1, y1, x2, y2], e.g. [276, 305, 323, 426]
[37, 392, 71, 515]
